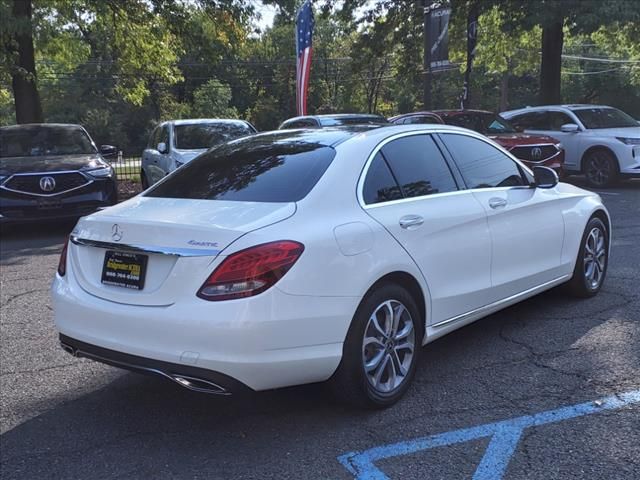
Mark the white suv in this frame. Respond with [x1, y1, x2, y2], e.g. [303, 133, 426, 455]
[141, 119, 256, 189]
[502, 105, 640, 187]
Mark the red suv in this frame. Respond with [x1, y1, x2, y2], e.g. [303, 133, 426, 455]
[389, 110, 565, 175]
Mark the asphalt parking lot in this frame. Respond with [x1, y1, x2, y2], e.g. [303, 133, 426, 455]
[1, 178, 638, 479]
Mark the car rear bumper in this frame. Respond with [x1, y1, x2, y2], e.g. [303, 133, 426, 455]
[52, 271, 357, 392]
[59, 334, 250, 395]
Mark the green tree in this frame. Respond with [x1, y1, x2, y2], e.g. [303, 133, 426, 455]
[2, 0, 43, 123]
[191, 78, 238, 118]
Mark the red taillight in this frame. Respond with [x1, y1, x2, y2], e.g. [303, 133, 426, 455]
[197, 241, 304, 301]
[58, 236, 69, 276]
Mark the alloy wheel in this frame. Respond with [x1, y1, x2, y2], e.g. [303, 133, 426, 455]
[586, 154, 611, 187]
[362, 300, 415, 394]
[583, 226, 607, 290]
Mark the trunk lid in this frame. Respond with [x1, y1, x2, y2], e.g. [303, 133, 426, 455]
[69, 196, 296, 306]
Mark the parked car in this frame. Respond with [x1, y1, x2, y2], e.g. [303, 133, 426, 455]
[0, 123, 117, 224]
[390, 110, 565, 175]
[502, 104, 640, 187]
[141, 119, 257, 188]
[54, 124, 610, 408]
[279, 113, 389, 129]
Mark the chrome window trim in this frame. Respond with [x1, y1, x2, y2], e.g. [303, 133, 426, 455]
[70, 235, 221, 257]
[0, 170, 94, 197]
[357, 129, 533, 209]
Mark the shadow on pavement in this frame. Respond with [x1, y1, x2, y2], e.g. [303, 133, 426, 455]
[1, 286, 629, 479]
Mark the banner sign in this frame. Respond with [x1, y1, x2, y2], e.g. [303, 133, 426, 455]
[429, 7, 451, 71]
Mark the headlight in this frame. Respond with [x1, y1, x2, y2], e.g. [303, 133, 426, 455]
[555, 143, 563, 150]
[86, 166, 114, 178]
[616, 137, 640, 145]
[0, 175, 7, 185]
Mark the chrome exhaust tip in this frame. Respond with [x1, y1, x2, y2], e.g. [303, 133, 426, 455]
[170, 374, 230, 395]
[60, 342, 76, 356]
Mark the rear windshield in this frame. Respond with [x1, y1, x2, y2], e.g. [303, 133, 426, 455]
[146, 135, 336, 202]
[174, 123, 254, 150]
[0, 125, 96, 158]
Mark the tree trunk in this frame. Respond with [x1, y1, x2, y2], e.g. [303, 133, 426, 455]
[11, 0, 43, 124]
[499, 71, 509, 112]
[540, 21, 563, 105]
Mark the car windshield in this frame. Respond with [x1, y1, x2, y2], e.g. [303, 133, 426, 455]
[319, 116, 389, 126]
[442, 113, 517, 134]
[0, 125, 96, 158]
[147, 132, 336, 202]
[174, 123, 254, 150]
[571, 108, 639, 129]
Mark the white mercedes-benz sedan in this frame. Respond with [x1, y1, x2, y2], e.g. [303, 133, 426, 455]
[52, 125, 611, 408]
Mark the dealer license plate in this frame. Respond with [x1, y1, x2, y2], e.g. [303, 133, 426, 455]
[101, 250, 148, 290]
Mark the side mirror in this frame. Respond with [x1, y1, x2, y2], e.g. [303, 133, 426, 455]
[157, 142, 168, 154]
[100, 145, 118, 158]
[533, 166, 559, 189]
[514, 125, 525, 133]
[560, 123, 580, 133]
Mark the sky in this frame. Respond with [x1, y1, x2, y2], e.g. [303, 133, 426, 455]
[254, 2, 278, 31]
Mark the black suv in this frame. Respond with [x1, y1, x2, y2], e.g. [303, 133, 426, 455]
[0, 124, 118, 224]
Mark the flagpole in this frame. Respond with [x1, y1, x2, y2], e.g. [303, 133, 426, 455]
[423, 0, 432, 110]
[461, 1, 479, 109]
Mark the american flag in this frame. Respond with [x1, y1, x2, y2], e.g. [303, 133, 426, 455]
[295, 0, 315, 116]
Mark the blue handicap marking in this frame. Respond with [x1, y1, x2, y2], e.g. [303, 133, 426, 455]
[338, 390, 640, 480]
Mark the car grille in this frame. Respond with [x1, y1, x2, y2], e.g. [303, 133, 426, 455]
[3, 172, 90, 195]
[510, 145, 559, 162]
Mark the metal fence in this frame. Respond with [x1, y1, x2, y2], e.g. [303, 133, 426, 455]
[106, 154, 141, 182]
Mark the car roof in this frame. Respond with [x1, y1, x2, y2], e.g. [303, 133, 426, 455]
[237, 126, 378, 147]
[503, 104, 613, 114]
[433, 109, 494, 116]
[166, 119, 251, 126]
[246, 124, 474, 148]
[281, 113, 387, 123]
[0, 123, 85, 131]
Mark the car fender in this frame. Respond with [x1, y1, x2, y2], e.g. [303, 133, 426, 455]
[555, 184, 612, 270]
[580, 144, 619, 173]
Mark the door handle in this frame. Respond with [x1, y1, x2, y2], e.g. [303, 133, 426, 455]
[489, 198, 508, 209]
[399, 215, 424, 229]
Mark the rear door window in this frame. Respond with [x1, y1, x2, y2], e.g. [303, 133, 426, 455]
[509, 112, 549, 130]
[146, 135, 336, 202]
[381, 134, 458, 198]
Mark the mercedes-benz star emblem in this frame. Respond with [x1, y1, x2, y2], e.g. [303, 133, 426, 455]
[39, 176, 56, 192]
[111, 224, 123, 242]
[531, 147, 543, 161]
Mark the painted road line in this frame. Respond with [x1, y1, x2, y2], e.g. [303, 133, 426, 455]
[338, 390, 640, 480]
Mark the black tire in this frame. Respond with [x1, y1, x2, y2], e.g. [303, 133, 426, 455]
[329, 283, 422, 409]
[567, 217, 609, 298]
[583, 149, 618, 188]
[141, 171, 150, 190]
